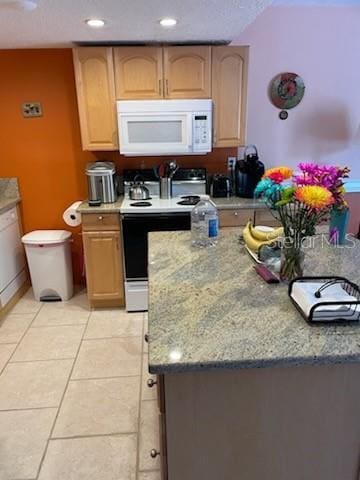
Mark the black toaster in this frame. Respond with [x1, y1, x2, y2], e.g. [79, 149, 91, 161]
[210, 175, 231, 198]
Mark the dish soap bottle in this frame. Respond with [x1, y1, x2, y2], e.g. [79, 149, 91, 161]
[191, 195, 219, 248]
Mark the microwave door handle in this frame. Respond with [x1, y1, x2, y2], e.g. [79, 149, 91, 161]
[187, 113, 193, 151]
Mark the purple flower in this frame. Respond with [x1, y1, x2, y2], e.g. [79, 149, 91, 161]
[294, 163, 350, 208]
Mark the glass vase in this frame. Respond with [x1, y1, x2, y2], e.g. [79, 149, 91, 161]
[280, 240, 304, 282]
[329, 207, 349, 245]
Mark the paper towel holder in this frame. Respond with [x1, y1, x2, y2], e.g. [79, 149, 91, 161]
[288, 276, 360, 325]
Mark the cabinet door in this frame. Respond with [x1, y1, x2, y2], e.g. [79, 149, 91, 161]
[163, 46, 211, 99]
[254, 209, 282, 227]
[219, 209, 254, 228]
[114, 47, 163, 99]
[82, 231, 125, 306]
[72, 47, 117, 151]
[212, 46, 249, 147]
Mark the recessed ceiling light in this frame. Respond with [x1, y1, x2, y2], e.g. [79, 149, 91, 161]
[85, 18, 105, 28]
[159, 18, 177, 27]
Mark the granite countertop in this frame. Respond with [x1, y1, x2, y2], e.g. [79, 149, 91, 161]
[77, 197, 124, 214]
[0, 178, 21, 214]
[148, 230, 360, 374]
[77, 195, 266, 214]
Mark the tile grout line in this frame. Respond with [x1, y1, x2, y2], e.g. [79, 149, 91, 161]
[0, 406, 59, 413]
[50, 431, 138, 441]
[69, 373, 141, 382]
[81, 334, 143, 342]
[34, 308, 91, 480]
[30, 322, 89, 328]
[9, 357, 77, 364]
[0, 301, 45, 374]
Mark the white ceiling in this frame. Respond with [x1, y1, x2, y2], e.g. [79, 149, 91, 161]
[274, 0, 360, 4]
[0, 0, 273, 49]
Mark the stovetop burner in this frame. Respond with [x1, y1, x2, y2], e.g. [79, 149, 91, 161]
[130, 201, 152, 207]
[177, 195, 201, 206]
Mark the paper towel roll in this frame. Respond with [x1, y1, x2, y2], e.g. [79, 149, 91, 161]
[63, 201, 82, 227]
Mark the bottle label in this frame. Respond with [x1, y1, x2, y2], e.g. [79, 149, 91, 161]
[208, 218, 218, 238]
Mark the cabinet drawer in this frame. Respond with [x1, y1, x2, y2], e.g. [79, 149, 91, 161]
[219, 209, 253, 228]
[254, 209, 281, 227]
[82, 213, 120, 231]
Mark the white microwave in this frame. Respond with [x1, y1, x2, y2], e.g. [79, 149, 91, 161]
[117, 99, 212, 156]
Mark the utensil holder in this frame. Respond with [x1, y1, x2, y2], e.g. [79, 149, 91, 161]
[160, 178, 172, 199]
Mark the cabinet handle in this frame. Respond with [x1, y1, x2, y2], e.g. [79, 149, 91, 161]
[166, 79, 169, 96]
[144, 333, 149, 343]
[147, 378, 157, 388]
[234, 212, 238, 216]
[158, 79, 162, 96]
[98, 216, 103, 220]
[150, 449, 160, 458]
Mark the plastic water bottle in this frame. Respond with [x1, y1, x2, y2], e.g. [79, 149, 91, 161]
[191, 196, 219, 248]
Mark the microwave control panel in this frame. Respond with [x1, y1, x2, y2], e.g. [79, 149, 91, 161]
[193, 112, 212, 152]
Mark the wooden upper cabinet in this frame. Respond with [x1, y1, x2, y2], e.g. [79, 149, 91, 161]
[114, 47, 163, 99]
[212, 46, 249, 148]
[163, 46, 211, 99]
[73, 47, 118, 151]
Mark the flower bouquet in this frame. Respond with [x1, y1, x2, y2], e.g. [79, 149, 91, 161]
[254, 164, 338, 281]
[294, 163, 350, 245]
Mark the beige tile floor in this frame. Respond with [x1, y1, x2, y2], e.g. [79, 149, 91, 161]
[0, 288, 160, 480]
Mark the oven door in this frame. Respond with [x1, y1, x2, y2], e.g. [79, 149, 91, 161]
[122, 213, 191, 280]
[119, 113, 193, 156]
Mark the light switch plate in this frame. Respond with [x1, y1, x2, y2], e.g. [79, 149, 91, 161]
[22, 102, 43, 118]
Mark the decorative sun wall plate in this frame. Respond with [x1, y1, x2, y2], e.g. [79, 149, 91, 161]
[270, 72, 305, 110]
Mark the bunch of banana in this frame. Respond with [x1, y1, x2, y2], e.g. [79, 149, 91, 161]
[242, 221, 283, 253]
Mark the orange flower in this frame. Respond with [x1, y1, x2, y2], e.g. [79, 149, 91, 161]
[295, 186, 333, 209]
[264, 167, 293, 180]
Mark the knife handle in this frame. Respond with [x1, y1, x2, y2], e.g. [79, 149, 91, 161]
[254, 265, 280, 284]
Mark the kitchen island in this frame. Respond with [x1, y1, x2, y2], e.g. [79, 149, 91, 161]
[148, 230, 360, 480]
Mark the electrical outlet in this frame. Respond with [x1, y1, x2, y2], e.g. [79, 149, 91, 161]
[22, 102, 43, 118]
[227, 156, 236, 170]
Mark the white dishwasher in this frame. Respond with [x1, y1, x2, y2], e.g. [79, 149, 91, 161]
[0, 207, 26, 306]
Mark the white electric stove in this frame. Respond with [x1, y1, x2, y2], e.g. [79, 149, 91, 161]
[121, 168, 207, 311]
[120, 195, 203, 214]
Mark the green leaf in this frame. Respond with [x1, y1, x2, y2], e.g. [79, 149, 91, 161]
[281, 187, 296, 201]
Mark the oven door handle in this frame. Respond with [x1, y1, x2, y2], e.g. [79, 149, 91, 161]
[122, 213, 190, 221]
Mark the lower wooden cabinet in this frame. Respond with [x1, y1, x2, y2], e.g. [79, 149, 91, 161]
[82, 213, 125, 308]
[219, 208, 282, 228]
[219, 209, 253, 228]
[254, 209, 282, 227]
[159, 412, 168, 480]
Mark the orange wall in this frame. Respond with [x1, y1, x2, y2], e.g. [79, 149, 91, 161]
[0, 49, 95, 282]
[0, 48, 234, 283]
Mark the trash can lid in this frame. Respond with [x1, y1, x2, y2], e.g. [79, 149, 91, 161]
[22, 230, 72, 245]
